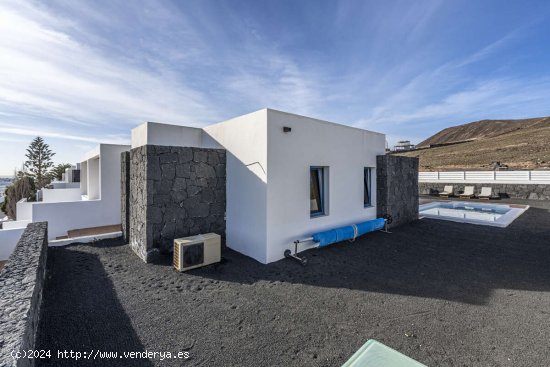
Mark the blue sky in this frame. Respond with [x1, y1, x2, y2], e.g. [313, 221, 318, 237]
[1, 0, 550, 175]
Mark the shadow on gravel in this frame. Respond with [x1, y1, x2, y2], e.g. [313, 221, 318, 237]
[181, 205, 550, 305]
[40, 202, 550, 319]
[36, 247, 153, 367]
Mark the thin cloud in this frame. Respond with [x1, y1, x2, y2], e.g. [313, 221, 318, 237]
[354, 23, 549, 140]
[0, 126, 129, 145]
[224, 54, 324, 115]
[0, 1, 219, 128]
[358, 77, 550, 133]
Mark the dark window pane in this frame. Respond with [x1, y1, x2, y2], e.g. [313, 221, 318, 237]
[364, 168, 371, 206]
[310, 168, 323, 216]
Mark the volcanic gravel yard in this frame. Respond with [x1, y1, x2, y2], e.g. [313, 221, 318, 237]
[36, 199, 550, 366]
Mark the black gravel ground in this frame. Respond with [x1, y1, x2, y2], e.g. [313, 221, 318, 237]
[36, 199, 550, 366]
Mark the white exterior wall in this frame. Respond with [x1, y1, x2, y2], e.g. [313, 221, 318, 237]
[131, 121, 221, 148]
[80, 161, 88, 195]
[97, 144, 131, 227]
[146, 122, 202, 147]
[131, 123, 149, 148]
[64, 167, 72, 183]
[0, 227, 25, 260]
[16, 199, 32, 221]
[204, 110, 268, 263]
[265, 110, 385, 263]
[42, 188, 82, 202]
[87, 157, 100, 200]
[131, 121, 221, 149]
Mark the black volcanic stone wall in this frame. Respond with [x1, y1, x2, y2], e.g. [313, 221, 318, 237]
[0, 222, 48, 367]
[127, 145, 226, 262]
[419, 182, 550, 200]
[377, 155, 419, 228]
[121, 151, 130, 242]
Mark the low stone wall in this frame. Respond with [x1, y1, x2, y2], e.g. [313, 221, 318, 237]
[0, 222, 48, 367]
[125, 145, 226, 262]
[377, 155, 419, 228]
[419, 182, 550, 200]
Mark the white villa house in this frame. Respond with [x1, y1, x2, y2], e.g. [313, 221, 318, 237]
[126, 109, 387, 264]
[2, 109, 417, 265]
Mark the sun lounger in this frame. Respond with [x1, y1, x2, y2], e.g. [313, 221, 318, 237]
[439, 185, 454, 198]
[342, 339, 427, 367]
[459, 186, 475, 199]
[478, 186, 492, 200]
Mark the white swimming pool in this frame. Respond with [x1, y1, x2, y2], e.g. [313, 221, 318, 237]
[419, 201, 528, 227]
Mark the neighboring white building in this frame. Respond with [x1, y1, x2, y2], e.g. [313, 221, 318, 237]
[132, 109, 385, 264]
[15, 144, 130, 240]
[393, 140, 415, 151]
[61, 163, 80, 183]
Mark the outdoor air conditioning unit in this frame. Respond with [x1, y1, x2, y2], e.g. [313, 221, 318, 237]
[173, 233, 221, 272]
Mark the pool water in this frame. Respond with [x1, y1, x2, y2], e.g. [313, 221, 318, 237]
[421, 202, 509, 221]
[419, 201, 528, 227]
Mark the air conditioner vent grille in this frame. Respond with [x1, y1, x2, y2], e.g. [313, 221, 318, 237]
[183, 242, 204, 266]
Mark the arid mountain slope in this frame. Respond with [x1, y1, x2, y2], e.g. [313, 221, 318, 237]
[398, 117, 550, 171]
[417, 117, 550, 148]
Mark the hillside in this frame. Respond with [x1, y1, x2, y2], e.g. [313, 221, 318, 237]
[398, 116, 550, 171]
[417, 117, 550, 147]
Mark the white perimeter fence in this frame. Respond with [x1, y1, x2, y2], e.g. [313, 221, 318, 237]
[419, 171, 550, 184]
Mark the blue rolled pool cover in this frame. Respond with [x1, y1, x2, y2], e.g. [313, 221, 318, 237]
[311, 218, 385, 247]
[355, 218, 386, 235]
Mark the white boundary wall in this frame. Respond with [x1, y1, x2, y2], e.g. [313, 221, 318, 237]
[0, 227, 25, 260]
[48, 182, 80, 189]
[2, 220, 30, 229]
[419, 171, 550, 184]
[42, 188, 82, 202]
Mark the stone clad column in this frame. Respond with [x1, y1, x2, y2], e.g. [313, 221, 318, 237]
[128, 145, 226, 263]
[120, 151, 130, 242]
[376, 155, 419, 228]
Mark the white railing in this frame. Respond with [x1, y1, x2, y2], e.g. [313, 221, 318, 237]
[419, 170, 550, 184]
[439, 172, 466, 181]
[530, 171, 550, 181]
[419, 171, 438, 180]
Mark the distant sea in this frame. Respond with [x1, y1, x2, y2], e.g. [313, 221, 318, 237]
[0, 176, 13, 200]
